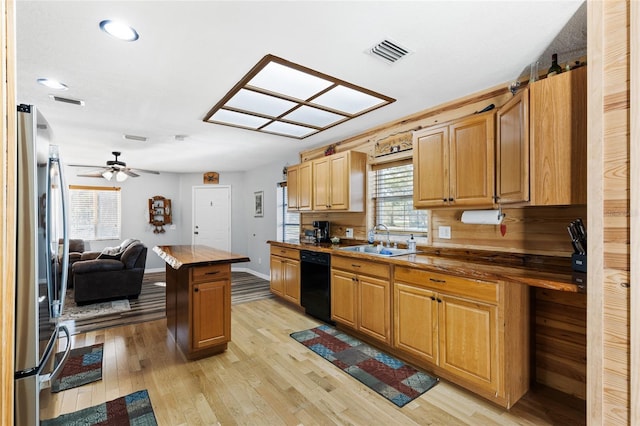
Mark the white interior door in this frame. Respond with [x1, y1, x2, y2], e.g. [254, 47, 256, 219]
[192, 186, 231, 251]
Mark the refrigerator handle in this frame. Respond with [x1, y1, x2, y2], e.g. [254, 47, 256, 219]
[39, 324, 71, 384]
[48, 146, 69, 318]
[57, 153, 69, 311]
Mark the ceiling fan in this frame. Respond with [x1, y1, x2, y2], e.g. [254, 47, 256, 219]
[70, 151, 160, 182]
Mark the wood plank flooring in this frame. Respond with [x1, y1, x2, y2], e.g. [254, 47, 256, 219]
[40, 298, 586, 425]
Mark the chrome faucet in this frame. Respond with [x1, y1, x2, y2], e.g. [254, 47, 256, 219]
[372, 224, 390, 247]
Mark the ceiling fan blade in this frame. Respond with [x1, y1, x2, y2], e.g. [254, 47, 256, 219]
[68, 164, 103, 168]
[77, 171, 105, 178]
[123, 169, 140, 177]
[130, 168, 160, 175]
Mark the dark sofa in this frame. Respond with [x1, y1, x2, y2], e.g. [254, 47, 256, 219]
[72, 241, 147, 305]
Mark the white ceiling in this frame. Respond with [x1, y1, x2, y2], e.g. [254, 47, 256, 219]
[16, 1, 585, 174]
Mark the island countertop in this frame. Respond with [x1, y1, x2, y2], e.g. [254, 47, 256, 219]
[153, 245, 250, 270]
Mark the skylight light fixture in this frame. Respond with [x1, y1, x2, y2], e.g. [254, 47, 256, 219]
[203, 54, 395, 139]
[37, 78, 68, 90]
[99, 19, 139, 41]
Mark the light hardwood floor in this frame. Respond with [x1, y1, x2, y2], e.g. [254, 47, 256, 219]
[40, 298, 585, 425]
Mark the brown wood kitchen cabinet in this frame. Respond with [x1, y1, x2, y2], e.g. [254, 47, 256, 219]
[269, 246, 300, 305]
[331, 255, 391, 344]
[286, 162, 312, 211]
[312, 150, 366, 211]
[496, 87, 529, 204]
[529, 66, 587, 205]
[413, 112, 495, 208]
[393, 266, 529, 408]
[191, 265, 231, 350]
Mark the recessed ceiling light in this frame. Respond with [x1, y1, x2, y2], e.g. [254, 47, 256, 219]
[203, 54, 395, 139]
[99, 19, 139, 42]
[37, 78, 68, 90]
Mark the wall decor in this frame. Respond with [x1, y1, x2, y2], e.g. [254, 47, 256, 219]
[254, 191, 264, 217]
[374, 131, 413, 157]
[203, 171, 219, 184]
[148, 195, 172, 233]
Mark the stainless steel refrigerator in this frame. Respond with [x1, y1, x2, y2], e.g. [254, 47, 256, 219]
[14, 104, 71, 425]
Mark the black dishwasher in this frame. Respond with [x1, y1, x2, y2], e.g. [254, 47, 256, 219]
[300, 250, 333, 324]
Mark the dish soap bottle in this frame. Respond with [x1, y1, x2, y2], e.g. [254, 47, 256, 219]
[368, 229, 375, 244]
[407, 234, 417, 252]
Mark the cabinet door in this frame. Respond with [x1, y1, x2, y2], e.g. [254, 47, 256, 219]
[331, 270, 357, 327]
[413, 126, 449, 207]
[358, 274, 391, 344]
[312, 157, 330, 210]
[438, 293, 497, 391]
[497, 89, 529, 204]
[287, 165, 300, 210]
[530, 66, 587, 205]
[269, 256, 284, 296]
[394, 282, 438, 364]
[328, 153, 348, 210]
[283, 259, 300, 305]
[192, 279, 230, 350]
[449, 113, 495, 207]
[298, 161, 313, 211]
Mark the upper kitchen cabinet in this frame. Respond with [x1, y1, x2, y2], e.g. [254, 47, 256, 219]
[529, 66, 587, 205]
[312, 151, 366, 212]
[413, 112, 495, 208]
[496, 88, 530, 204]
[287, 162, 312, 211]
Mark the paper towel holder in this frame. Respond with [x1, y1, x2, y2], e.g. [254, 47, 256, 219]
[460, 205, 506, 225]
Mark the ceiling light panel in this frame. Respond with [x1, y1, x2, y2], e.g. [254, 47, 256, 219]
[203, 54, 395, 139]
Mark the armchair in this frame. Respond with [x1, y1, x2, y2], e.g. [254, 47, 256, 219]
[72, 241, 148, 305]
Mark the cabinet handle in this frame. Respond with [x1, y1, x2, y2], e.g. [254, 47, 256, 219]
[204, 271, 220, 275]
[429, 278, 446, 283]
[448, 197, 454, 202]
[437, 298, 442, 303]
[351, 264, 361, 268]
[194, 287, 199, 292]
[442, 198, 447, 202]
[430, 296, 436, 301]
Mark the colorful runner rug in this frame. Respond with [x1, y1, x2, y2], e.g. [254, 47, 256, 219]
[51, 343, 103, 393]
[40, 389, 157, 426]
[291, 324, 438, 407]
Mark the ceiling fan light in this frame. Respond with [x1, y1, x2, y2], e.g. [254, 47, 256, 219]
[115, 170, 128, 182]
[102, 170, 114, 180]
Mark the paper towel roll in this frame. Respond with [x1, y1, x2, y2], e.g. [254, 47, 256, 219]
[461, 210, 504, 225]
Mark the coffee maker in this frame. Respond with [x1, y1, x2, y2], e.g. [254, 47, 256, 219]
[312, 221, 330, 243]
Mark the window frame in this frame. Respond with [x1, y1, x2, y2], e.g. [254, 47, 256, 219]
[276, 182, 300, 242]
[68, 185, 122, 241]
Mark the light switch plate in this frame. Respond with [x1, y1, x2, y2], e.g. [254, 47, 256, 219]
[346, 228, 354, 238]
[438, 226, 451, 239]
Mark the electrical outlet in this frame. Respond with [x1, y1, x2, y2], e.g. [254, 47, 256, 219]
[438, 226, 451, 239]
[346, 228, 354, 238]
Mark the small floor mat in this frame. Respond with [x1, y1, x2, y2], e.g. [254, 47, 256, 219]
[51, 343, 103, 393]
[41, 389, 157, 426]
[291, 324, 438, 407]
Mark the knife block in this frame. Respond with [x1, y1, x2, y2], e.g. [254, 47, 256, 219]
[572, 253, 587, 273]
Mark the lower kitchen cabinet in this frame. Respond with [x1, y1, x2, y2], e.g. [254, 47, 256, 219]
[269, 246, 300, 305]
[331, 255, 391, 345]
[393, 266, 529, 408]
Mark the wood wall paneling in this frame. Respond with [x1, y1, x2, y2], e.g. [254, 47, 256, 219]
[1, 0, 16, 423]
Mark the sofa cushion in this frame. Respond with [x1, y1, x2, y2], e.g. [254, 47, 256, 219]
[72, 259, 124, 275]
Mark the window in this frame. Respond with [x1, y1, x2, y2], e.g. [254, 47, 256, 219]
[276, 183, 300, 242]
[69, 185, 121, 240]
[371, 161, 428, 235]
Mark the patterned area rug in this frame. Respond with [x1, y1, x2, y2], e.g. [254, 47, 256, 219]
[291, 325, 438, 407]
[51, 344, 103, 393]
[40, 389, 157, 426]
[59, 297, 131, 321]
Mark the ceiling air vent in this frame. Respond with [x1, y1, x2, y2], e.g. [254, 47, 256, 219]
[123, 134, 147, 142]
[48, 95, 85, 106]
[370, 39, 411, 64]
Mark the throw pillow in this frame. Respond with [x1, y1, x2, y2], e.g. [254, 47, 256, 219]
[96, 239, 140, 260]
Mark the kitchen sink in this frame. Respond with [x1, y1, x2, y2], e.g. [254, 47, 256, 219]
[338, 244, 415, 257]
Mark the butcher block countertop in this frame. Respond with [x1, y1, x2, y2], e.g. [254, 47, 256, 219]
[268, 240, 585, 293]
[153, 245, 250, 270]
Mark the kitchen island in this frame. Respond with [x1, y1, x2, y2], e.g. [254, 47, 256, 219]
[153, 245, 250, 360]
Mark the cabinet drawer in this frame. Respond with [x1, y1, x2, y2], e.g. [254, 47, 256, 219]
[395, 266, 497, 303]
[191, 264, 230, 283]
[332, 255, 390, 279]
[270, 246, 300, 260]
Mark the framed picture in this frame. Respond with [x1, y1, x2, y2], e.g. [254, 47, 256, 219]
[254, 191, 264, 217]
